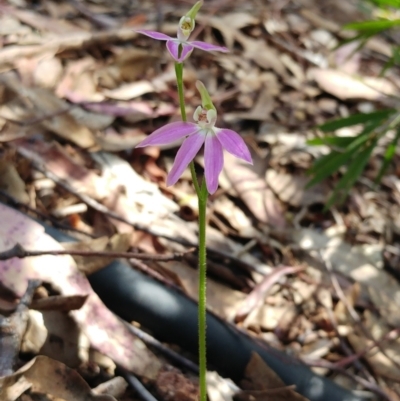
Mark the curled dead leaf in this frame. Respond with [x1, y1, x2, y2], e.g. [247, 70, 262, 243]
[0, 355, 116, 401]
[309, 68, 397, 101]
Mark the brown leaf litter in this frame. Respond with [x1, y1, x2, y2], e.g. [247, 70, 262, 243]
[1, 0, 400, 400]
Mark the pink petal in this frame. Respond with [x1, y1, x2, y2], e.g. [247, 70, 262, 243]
[136, 30, 172, 41]
[166, 40, 193, 62]
[136, 122, 199, 148]
[215, 129, 252, 164]
[204, 134, 224, 194]
[190, 41, 229, 53]
[167, 133, 205, 186]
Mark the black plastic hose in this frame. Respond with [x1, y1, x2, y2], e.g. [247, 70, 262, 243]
[36, 218, 364, 401]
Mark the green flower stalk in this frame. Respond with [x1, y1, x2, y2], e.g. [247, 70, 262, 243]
[135, 3, 252, 401]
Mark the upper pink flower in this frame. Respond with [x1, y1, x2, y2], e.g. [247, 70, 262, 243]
[136, 28, 229, 62]
[136, 105, 252, 194]
[136, 1, 228, 62]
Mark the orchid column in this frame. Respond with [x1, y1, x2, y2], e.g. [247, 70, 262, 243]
[136, 2, 252, 401]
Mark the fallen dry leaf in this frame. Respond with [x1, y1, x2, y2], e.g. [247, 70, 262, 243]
[235, 265, 304, 323]
[225, 86, 276, 121]
[0, 158, 29, 204]
[212, 195, 258, 238]
[21, 309, 88, 367]
[239, 353, 310, 401]
[309, 68, 397, 100]
[348, 310, 400, 381]
[33, 57, 64, 89]
[15, 139, 108, 199]
[92, 151, 180, 233]
[93, 376, 128, 397]
[56, 57, 104, 102]
[62, 233, 131, 275]
[103, 80, 155, 100]
[207, 371, 238, 401]
[266, 170, 327, 207]
[0, 281, 37, 376]
[2, 5, 84, 35]
[257, 303, 297, 332]
[112, 47, 161, 82]
[221, 152, 286, 227]
[0, 72, 96, 148]
[95, 127, 147, 152]
[0, 27, 140, 69]
[0, 355, 116, 401]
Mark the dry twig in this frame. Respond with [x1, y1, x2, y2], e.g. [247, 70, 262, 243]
[0, 243, 194, 262]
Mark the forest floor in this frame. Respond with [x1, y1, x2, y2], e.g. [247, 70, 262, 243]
[1, 0, 400, 400]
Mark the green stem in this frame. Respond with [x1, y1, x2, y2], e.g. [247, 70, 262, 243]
[190, 162, 201, 196]
[198, 180, 208, 401]
[174, 60, 208, 401]
[174, 62, 187, 122]
[174, 62, 200, 196]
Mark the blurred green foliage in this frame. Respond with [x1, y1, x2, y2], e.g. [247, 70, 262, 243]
[307, 0, 400, 209]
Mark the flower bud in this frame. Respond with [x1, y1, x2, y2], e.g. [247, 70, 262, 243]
[196, 81, 216, 112]
[177, 1, 203, 40]
[186, 0, 203, 21]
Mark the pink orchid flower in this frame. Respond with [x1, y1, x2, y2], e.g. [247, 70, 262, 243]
[136, 105, 252, 194]
[136, 28, 228, 62]
[136, 1, 228, 62]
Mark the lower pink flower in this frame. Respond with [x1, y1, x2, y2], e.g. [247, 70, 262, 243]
[136, 107, 252, 194]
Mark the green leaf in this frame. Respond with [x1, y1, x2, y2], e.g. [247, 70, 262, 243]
[335, 30, 379, 51]
[375, 127, 400, 182]
[381, 45, 400, 75]
[309, 128, 370, 172]
[309, 150, 344, 173]
[307, 151, 356, 188]
[367, 0, 400, 8]
[344, 19, 400, 31]
[337, 143, 376, 191]
[308, 118, 383, 188]
[307, 136, 356, 147]
[319, 109, 395, 132]
[325, 140, 377, 209]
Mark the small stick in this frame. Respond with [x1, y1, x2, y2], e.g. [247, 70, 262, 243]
[118, 368, 160, 401]
[0, 243, 194, 262]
